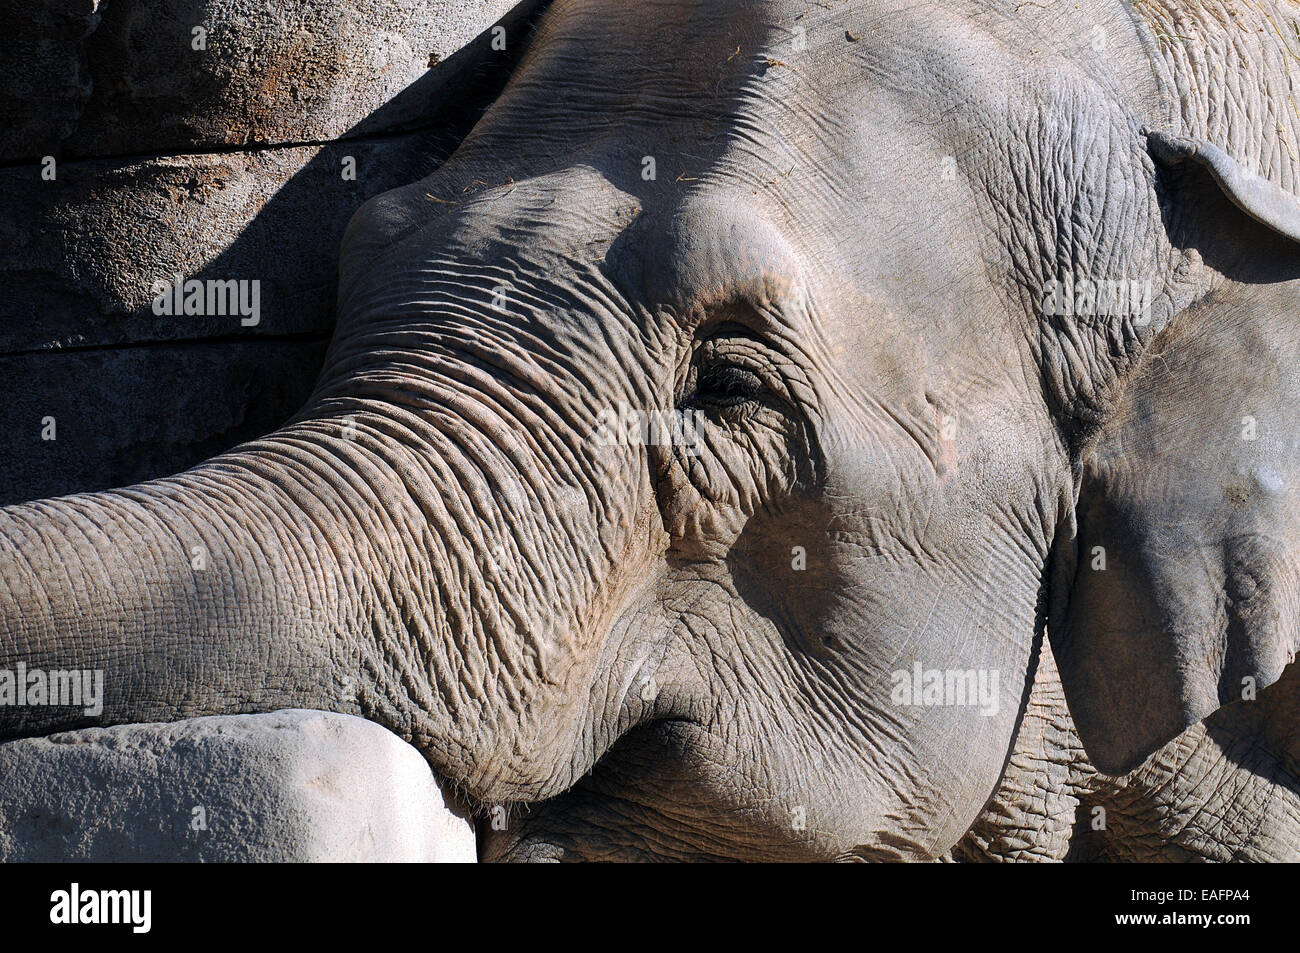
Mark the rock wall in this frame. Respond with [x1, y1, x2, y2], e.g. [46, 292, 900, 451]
[0, 0, 542, 504]
[0, 711, 476, 862]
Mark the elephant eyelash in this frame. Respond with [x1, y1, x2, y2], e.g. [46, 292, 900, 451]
[679, 324, 793, 420]
[689, 364, 767, 409]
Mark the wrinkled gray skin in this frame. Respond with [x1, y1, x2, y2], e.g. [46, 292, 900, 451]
[3, 0, 1300, 861]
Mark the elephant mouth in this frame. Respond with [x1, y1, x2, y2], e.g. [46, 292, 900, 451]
[467, 718, 718, 862]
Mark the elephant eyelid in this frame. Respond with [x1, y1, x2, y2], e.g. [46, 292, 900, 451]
[681, 329, 794, 416]
[691, 364, 767, 407]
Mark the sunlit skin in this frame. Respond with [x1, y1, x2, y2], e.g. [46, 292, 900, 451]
[3, 0, 1300, 860]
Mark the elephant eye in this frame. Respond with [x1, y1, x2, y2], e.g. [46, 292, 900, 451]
[681, 323, 783, 417]
[692, 364, 767, 409]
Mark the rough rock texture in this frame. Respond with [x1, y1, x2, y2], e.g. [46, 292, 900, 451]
[2, 0, 529, 162]
[0, 341, 328, 503]
[0, 710, 477, 862]
[0, 0, 544, 505]
[0, 131, 459, 352]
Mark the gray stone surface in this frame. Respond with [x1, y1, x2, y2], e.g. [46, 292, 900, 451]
[1, 0, 530, 162]
[0, 710, 477, 862]
[0, 130, 458, 352]
[0, 0, 543, 505]
[0, 341, 327, 504]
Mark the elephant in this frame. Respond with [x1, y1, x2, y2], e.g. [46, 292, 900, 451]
[3, 0, 1300, 862]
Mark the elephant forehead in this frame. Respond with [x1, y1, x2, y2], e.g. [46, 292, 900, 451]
[488, 0, 966, 157]
[538, 0, 958, 71]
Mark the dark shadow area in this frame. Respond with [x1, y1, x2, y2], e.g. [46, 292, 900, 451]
[0, 2, 551, 505]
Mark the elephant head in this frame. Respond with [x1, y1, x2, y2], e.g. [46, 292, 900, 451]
[3, 0, 1299, 860]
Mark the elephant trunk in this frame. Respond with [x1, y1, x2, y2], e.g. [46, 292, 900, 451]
[0, 431, 366, 738]
[0, 267, 663, 806]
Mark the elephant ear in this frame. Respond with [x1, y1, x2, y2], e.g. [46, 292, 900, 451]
[1147, 132, 1300, 241]
[1050, 130, 1300, 775]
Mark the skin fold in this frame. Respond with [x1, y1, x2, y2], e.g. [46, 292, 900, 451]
[2, 0, 1300, 861]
